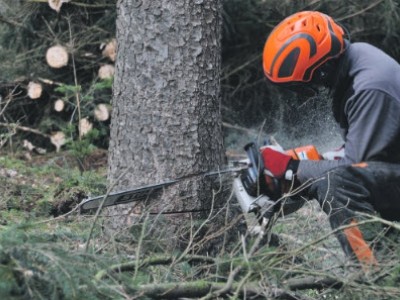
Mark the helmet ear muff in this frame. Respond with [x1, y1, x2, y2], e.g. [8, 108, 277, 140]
[310, 58, 339, 87]
[311, 67, 328, 85]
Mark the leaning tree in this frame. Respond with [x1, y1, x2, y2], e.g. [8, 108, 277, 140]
[107, 0, 227, 249]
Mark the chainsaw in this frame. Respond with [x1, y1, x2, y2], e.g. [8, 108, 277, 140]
[80, 139, 324, 232]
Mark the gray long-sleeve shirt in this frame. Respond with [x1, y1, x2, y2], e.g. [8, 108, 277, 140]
[297, 42, 400, 183]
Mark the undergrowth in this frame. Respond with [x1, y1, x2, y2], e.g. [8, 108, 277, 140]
[0, 1, 400, 299]
[0, 152, 399, 299]
[0, 152, 107, 220]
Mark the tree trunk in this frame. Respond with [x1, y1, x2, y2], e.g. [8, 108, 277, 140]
[107, 0, 227, 250]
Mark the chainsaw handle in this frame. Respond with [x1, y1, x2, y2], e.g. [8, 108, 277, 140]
[244, 142, 264, 185]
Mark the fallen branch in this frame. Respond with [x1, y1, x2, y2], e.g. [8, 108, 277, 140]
[95, 255, 215, 281]
[203, 228, 273, 299]
[126, 280, 303, 300]
[0, 85, 20, 117]
[285, 276, 343, 290]
[0, 122, 49, 138]
[0, 16, 30, 30]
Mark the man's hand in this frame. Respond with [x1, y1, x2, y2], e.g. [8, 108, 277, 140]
[322, 145, 345, 160]
[260, 146, 293, 179]
[260, 146, 300, 198]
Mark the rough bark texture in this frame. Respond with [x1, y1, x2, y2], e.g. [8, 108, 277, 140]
[107, 0, 228, 250]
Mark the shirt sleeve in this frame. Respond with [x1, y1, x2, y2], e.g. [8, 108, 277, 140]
[297, 89, 400, 182]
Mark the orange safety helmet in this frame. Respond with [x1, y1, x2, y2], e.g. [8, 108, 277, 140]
[263, 11, 345, 84]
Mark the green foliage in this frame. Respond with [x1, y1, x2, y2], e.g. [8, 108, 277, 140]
[0, 225, 122, 299]
[67, 128, 100, 162]
[54, 84, 82, 98]
[0, 153, 106, 219]
[0, 1, 399, 299]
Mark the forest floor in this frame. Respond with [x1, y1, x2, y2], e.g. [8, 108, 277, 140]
[0, 149, 108, 221]
[0, 148, 399, 299]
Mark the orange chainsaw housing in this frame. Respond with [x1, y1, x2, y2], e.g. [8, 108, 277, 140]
[285, 145, 322, 161]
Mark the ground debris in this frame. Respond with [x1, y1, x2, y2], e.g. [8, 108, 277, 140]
[51, 187, 87, 217]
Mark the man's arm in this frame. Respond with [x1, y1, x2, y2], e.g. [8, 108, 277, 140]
[297, 89, 400, 182]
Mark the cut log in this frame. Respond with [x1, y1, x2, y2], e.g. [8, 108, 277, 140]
[27, 82, 43, 99]
[46, 45, 69, 68]
[22, 139, 47, 154]
[101, 39, 117, 62]
[79, 118, 93, 137]
[48, 0, 70, 13]
[23, 139, 35, 152]
[50, 131, 66, 152]
[54, 99, 65, 112]
[94, 104, 110, 121]
[98, 64, 115, 79]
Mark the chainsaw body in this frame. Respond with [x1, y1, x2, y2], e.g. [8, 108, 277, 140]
[231, 140, 321, 234]
[81, 138, 326, 237]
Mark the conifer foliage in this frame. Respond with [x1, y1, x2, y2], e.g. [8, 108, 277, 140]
[0, 1, 400, 299]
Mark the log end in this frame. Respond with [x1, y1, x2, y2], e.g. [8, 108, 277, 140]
[46, 45, 69, 68]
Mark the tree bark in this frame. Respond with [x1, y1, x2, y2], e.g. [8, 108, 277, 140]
[107, 0, 226, 250]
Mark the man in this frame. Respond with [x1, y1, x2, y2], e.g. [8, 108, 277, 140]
[261, 11, 400, 267]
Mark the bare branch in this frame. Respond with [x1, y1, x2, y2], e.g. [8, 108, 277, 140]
[0, 122, 49, 138]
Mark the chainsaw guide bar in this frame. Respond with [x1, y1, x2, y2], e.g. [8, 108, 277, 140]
[79, 166, 245, 212]
[80, 180, 178, 211]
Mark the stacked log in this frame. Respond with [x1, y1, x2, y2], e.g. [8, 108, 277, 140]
[46, 45, 69, 69]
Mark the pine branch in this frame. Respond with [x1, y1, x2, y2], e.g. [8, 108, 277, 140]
[0, 15, 26, 29]
[126, 280, 306, 300]
[94, 255, 216, 281]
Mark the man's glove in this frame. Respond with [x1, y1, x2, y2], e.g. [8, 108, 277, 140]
[261, 146, 299, 180]
[322, 145, 345, 160]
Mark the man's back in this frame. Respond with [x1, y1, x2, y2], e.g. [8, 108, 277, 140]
[348, 42, 400, 100]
